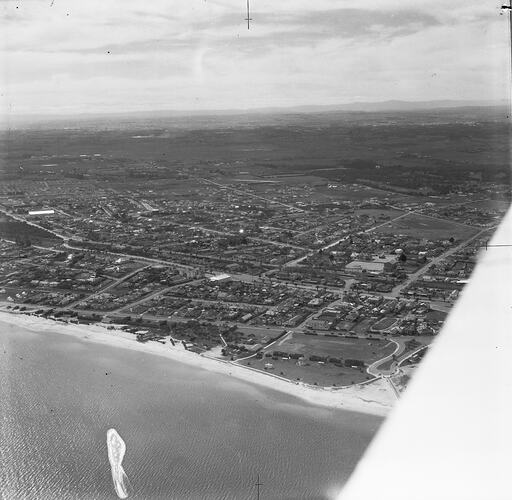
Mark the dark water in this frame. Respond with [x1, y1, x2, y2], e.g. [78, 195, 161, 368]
[0, 323, 381, 500]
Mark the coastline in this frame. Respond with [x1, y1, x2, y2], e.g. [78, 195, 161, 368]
[0, 310, 395, 416]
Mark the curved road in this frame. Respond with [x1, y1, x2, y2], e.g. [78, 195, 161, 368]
[367, 339, 405, 378]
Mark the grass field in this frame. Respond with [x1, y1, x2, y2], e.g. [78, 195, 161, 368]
[239, 332, 396, 385]
[425, 310, 448, 323]
[374, 213, 478, 240]
[0, 217, 62, 247]
[355, 208, 404, 219]
[237, 326, 285, 345]
[241, 357, 372, 387]
[313, 184, 392, 202]
[274, 332, 396, 363]
[376, 357, 396, 372]
[352, 318, 375, 335]
[463, 199, 510, 211]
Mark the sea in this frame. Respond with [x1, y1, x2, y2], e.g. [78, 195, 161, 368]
[0, 321, 382, 500]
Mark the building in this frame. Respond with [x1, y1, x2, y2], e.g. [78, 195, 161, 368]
[208, 273, 231, 283]
[345, 255, 397, 275]
[28, 209, 55, 216]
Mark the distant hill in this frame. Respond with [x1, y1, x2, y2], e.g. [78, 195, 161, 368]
[276, 99, 509, 113]
[2, 99, 509, 130]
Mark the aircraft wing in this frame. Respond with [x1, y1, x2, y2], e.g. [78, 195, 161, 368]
[339, 206, 512, 500]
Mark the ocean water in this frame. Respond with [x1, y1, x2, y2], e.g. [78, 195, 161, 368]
[0, 322, 382, 500]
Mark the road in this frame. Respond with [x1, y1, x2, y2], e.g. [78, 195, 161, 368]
[294, 295, 348, 330]
[260, 277, 346, 294]
[167, 220, 309, 252]
[63, 242, 198, 272]
[363, 211, 412, 233]
[199, 178, 306, 213]
[234, 330, 291, 363]
[114, 278, 205, 313]
[397, 345, 429, 368]
[162, 295, 273, 311]
[387, 225, 496, 298]
[64, 265, 152, 309]
[283, 210, 413, 268]
[366, 339, 404, 378]
[386, 377, 401, 399]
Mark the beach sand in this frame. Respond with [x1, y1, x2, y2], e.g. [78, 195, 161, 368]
[0, 309, 395, 416]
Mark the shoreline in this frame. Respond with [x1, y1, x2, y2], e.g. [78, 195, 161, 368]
[0, 310, 394, 417]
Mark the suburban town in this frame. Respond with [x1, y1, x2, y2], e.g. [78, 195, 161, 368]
[1, 140, 508, 394]
[2, 0, 511, 498]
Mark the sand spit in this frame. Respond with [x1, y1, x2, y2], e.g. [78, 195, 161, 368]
[0, 310, 395, 416]
[106, 429, 129, 499]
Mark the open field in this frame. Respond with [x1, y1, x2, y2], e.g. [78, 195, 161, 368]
[312, 184, 395, 202]
[425, 310, 448, 323]
[375, 357, 396, 372]
[355, 208, 405, 219]
[464, 199, 511, 211]
[374, 213, 479, 240]
[240, 332, 397, 385]
[352, 318, 375, 335]
[272, 332, 396, 363]
[0, 217, 62, 247]
[241, 356, 372, 387]
[237, 325, 286, 344]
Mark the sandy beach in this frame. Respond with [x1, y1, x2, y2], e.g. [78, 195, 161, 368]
[0, 309, 395, 416]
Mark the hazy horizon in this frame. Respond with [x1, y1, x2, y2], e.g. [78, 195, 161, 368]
[2, 0, 510, 117]
[2, 99, 510, 131]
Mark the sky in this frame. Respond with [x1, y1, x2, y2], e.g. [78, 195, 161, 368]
[1, 0, 510, 115]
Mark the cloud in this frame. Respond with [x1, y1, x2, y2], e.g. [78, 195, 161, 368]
[0, 0, 509, 114]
